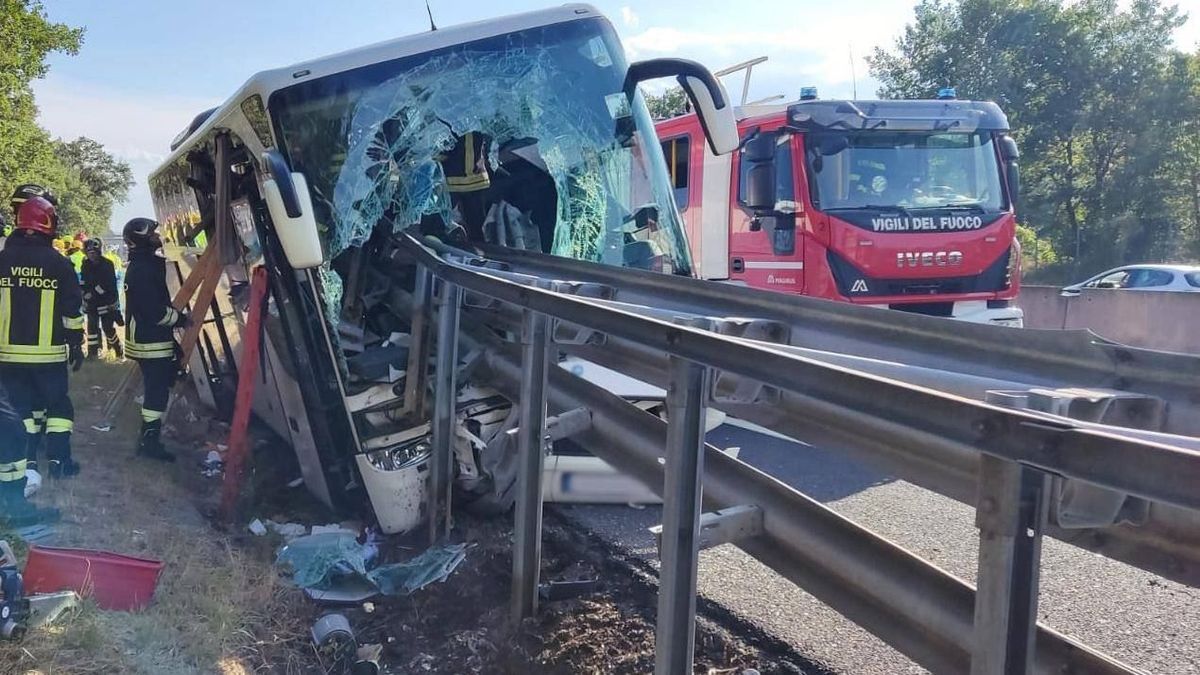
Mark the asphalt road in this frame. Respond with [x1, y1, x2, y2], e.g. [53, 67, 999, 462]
[558, 423, 1200, 674]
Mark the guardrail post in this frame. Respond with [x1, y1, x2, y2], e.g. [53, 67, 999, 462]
[403, 265, 433, 419]
[429, 279, 461, 545]
[972, 454, 1051, 675]
[511, 284, 552, 623]
[655, 334, 711, 675]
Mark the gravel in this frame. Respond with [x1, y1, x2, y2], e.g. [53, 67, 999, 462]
[559, 424, 1200, 674]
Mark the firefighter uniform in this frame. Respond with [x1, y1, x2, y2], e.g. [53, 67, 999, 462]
[0, 221, 84, 479]
[439, 131, 492, 238]
[0, 376, 59, 526]
[81, 245, 123, 358]
[124, 237, 181, 462]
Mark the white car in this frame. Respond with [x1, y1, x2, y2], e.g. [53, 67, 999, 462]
[1062, 264, 1200, 295]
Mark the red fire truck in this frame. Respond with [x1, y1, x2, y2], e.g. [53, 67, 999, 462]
[656, 91, 1024, 325]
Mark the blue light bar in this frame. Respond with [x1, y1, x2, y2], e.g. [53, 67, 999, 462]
[799, 86, 819, 101]
[937, 87, 957, 100]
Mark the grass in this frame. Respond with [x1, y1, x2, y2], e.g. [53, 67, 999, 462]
[0, 357, 316, 674]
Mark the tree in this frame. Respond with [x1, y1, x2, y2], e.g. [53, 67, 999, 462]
[869, 0, 1200, 280]
[0, 2, 133, 237]
[0, 0, 83, 202]
[643, 87, 690, 120]
[53, 137, 133, 235]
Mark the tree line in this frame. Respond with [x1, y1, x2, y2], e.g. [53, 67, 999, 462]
[1, 0, 132, 238]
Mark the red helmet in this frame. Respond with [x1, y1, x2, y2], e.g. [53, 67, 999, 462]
[15, 196, 58, 236]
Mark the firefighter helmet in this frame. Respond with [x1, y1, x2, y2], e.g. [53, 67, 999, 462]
[15, 196, 58, 236]
[123, 217, 161, 249]
[84, 238, 102, 255]
[10, 184, 57, 214]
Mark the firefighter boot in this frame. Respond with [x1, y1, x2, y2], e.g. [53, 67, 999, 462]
[110, 337, 123, 360]
[137, 420, 175, 463]
[47, 458, 81, 480]
[45, 422, 81, 479]
[0, 479, 60, 528]
[25, 434, 40, 474]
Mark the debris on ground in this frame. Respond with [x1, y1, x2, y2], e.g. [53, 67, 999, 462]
[12, 525, 54, 545]
[201, 449, 224, 477]
[248, 518, 312, 540]
[277, 532, 369, 589]
[23, 545, 165, 611]
[311, 612, 358, 674]
[366, 543, 468, 596]
[26, 590, 79, 628]
[277, 530, 466, 599]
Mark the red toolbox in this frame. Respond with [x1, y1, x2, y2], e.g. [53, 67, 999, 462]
[23, 546, 164, 611]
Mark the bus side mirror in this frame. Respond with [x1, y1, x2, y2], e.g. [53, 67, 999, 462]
[1000, 135, 1020, 218]
[261, 150, 324, 269]
[625, 58, 738, 155]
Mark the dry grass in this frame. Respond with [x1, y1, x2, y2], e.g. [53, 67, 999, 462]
[0, 359, 316, 674]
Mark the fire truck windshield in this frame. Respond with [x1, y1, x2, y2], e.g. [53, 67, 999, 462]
[269, 17, 692, 276]
[807, 131, 1005, 213]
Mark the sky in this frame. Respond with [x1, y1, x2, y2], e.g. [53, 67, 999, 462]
[30, 0, 1200, 234]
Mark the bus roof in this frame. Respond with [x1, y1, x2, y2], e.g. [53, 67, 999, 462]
[151, 3, 604, 182]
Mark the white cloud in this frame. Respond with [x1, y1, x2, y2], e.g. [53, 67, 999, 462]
[620, 6, 639, 29]
[31, 76, 217, 234]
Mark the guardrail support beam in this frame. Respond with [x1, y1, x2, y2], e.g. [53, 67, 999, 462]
[402, 265, 433, 419]
[511, 293, 552, 623]
[972, 454, 1051, 675]
[655, 350, 711, 675]
[429, 280, 461, 545]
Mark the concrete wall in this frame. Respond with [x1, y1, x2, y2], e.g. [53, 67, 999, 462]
[1020, 285, 1199, 354]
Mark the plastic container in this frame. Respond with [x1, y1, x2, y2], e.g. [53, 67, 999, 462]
[23, 546, 164, 611]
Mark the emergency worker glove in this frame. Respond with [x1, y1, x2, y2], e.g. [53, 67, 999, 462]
[69, 345, 84, 372]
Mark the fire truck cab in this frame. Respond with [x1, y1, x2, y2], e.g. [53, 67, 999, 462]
[657, 94, 1024, 325]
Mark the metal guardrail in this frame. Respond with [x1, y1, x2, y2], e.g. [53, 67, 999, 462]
[467, 248, 1200, 587]
[395, 234, 1200, 674]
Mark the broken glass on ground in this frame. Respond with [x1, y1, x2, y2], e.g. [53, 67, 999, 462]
[277, 533, 467, 598]
[365, 543, 468, 596]
[276, 532, 369, 589]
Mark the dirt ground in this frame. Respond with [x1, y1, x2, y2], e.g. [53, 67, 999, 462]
[0, 358, 816, 674]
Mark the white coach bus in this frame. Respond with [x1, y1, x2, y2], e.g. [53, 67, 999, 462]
[148, 4, 735, 531]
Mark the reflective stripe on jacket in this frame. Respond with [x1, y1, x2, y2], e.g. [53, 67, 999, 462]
[124, 250, 177, 360]
[0, 234, 84, 363]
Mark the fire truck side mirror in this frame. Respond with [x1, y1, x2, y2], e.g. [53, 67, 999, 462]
[999, 135, 1021, 218]
[741, 134, 777, 211]
[625, 58, 738, 155]
[261, 150, 325, 270]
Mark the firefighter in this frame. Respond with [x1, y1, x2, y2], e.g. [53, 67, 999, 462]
[438, 131, 492, 238]
[0, 376, 59, 527]
[80, 239, 123, 358]
[123, 217, 184, 462]
[8, 185, 58, 472]
[0, 196, 84, 479]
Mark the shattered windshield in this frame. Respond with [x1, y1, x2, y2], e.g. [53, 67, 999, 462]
[269, 17, 692, 276]
[807, 131, 1005, 212]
